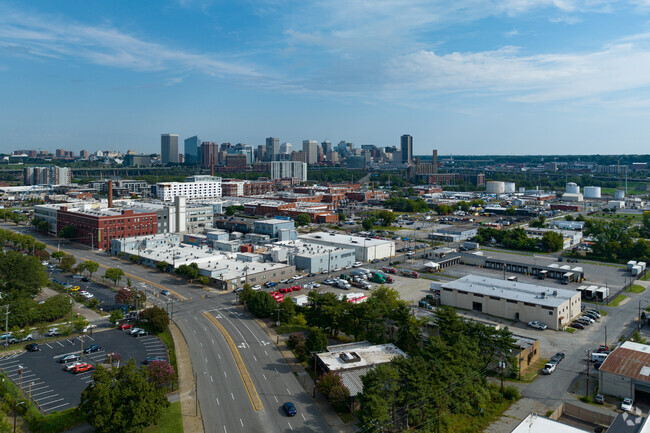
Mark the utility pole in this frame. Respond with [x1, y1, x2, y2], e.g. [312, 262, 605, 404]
[639, 300, 642, 332]
[4, 305, 9, 348]
[275, 308, 281, 327]
[605, 326, 607, 349]
[586, 350, 591, 398]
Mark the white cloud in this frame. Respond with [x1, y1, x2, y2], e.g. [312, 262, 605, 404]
[0, 6, 265, 81]
[386, 41, 650, 102]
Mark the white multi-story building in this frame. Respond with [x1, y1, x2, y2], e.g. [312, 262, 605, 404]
[270, 161, 307, 182]
[156, 179, 222, 201]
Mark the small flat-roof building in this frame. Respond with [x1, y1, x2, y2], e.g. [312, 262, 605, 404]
[299, 232, 395, 262]
[440, 275, 582, 330]
[599, 341, 650, 401]
[510, 413, 589, 433]
[275, 240, 355, 273]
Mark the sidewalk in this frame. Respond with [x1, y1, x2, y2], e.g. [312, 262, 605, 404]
[169, 321, 204, 433]
[251, 314, 356, 433]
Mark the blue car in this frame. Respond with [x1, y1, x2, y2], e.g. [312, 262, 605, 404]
[283, 402, 297, 417]
[84, 344, 102, 354]
[143, 356, 166, 365]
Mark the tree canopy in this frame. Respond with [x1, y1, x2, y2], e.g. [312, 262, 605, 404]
[104, 268, 125, 286]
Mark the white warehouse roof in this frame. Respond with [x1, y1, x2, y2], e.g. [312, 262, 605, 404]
[442, 275, 578, 308]
[300, 231, 394, 248]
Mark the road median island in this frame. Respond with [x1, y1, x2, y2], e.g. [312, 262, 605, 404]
[202, 312, 263, 411]
[169, 321, 202, 433]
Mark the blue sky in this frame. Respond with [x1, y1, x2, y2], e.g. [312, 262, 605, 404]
[2, 1, 650, 155]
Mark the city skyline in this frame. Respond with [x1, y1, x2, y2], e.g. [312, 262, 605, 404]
[3, 1, 650, 155]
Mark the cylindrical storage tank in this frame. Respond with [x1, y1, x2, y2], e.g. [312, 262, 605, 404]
[486, 181, 505, 194]
[566, 182, 580, 194]
[504, 182, 516, 193]
[584, 186, 602, 199]
[615, 190, 625, 199]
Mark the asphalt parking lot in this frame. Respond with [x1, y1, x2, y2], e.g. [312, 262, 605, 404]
[49, 271, 122, 311]
[0, 329, 168, 414]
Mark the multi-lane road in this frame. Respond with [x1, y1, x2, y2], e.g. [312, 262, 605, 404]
[4, 224, 332, 433]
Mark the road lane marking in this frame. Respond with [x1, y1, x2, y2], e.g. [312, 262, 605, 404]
[45, 402, 69, 412]
[240, 419, 243, 427]
[301, 414, 306, 421]
[203, 312, 263, 411]
[253, 355, 257, 362]
[274, 396, 278, 403]
[223, 426, 227, 433]
[262, 374, 267, 380]
[264, 351, 268, 356]
[218, 354, 221, 360]
[224, 371, 227, 378]
[275, 368, 278, 374]
[210, 376, 213, 383]
[288, 422, 293, 430]
[287, 388, 291, 395]
[212, 339, 215, 344]
[216, 398, 219, 406]
[231, 393, 234, 400]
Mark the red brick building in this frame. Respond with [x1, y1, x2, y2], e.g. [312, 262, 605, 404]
[57, 207, 158, 251]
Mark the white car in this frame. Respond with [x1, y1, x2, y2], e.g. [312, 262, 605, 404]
[251, 285, 262, 291]
[292, 275, 302, 280]
[129, 327, 143, 335]
[65, 361, 84, 371]
[312, 283, 320, 288]
[542, 363, 556, 375]
[353, 262, 363, 267]
[621, 398, 634, 412]
[83, 324, 97, 333]
[333, 268, 342, 272]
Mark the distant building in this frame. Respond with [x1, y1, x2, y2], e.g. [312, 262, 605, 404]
[184, 136, 201, 165]
[156, 178, 222, 201]
[200, 142, 218, 169]
[24, 166, 72, 186]
[80, 150, 89, 159]
[400, 134, 412, 164]
[271, 161, 307, 182]
[161, 134, 179, 164]
[302, 140, 318, 164]
[299, 232, 395, 262]
[124, 154, 153, 167]
[266, 137, 280, 161]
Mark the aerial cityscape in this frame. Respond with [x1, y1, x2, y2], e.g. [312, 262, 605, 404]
[1, 1, 650, 433]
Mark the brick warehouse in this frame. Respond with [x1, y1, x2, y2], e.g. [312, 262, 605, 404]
[57, 207, 158, 251]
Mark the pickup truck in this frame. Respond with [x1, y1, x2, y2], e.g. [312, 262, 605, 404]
[542, 363, 556, 375]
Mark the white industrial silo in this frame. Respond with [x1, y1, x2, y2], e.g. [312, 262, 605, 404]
[584, 186, 601, 199]
[566, 182, 580, 194]
[614, 190, 625, 200]
[486, 181, 506, 194]
[504, 182, 516, 193]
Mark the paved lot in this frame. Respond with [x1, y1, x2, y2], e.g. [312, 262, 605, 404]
[0, 329, 167, 414]
[49, 272, 122, 311]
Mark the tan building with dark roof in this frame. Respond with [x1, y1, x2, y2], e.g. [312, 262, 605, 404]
[599, 341, 650, 400]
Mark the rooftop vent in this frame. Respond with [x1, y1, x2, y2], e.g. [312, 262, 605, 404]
[339, 352, 361, 364]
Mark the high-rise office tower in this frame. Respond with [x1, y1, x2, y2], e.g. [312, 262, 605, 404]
[400, 134, 413, 164]
[200, 142, 219, 169]
[266, 137, 280, 161]
[321, 140, 332, 155]
[302, 140, 318, 164]
[184, 136, 201, 165]
[161, 134, 179, 164]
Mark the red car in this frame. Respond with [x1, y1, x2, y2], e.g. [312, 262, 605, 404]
[73, 363, 93, 374]
[291, 285, 302, 291]
[596, 345, 610, 353]
[279, 287, 292, 294]
[119, 323, 134, 330]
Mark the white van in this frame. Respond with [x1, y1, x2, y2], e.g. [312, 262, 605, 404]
[591, 352, 608, 363]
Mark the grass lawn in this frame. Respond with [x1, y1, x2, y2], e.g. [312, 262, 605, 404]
[607, 294, 627, 307]
[275, 325, 311, 334]
[510, 358, 548, 383]
[144, 401, 183, 433]
[627, 284, 646, 294]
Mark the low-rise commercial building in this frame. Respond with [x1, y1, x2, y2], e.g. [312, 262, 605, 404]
[599, 341, 650, 401]
[276, 240, 355, 273]
[440, 275, 582, 330]
[299, 232, 395, 262]
[156, 178, 222, 201]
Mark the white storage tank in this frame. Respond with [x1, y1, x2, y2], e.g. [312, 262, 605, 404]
[615, 190, 625, 200]
[584, 186, 602, 199]
[504, 182, 516, 193]
[566, 182, 580, 194]
[486, 181, 506, 194]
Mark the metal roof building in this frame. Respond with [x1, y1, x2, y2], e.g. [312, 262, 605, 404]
[599, 341, 650, 401]
[440, 275, 582, 330]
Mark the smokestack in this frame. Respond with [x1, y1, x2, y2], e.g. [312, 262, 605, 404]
[432, 149, 438, 174]
[108, 180, 113, 208]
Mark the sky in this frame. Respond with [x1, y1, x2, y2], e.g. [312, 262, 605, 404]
[2, 1, 650, 156]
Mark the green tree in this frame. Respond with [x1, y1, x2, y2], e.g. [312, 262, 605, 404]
[104, 268, 125, 286]
[338, 213, 346, 222]
[109, 309, 124, 325]
[59, 254, 77, 273]
[0, 250, 48, 298]
[294, 213, 311, 227]
[79, 260, 100, 279]
[79, 360, 169, 433]
[278, 297, 296, 323]
[362, 217, 376, 231]
[541, 231, 564, 252]
[246, 291, 276, 318]
[156, 261, 170, 272]
[198, 276, 210, 286]
[504, 207, 517, 216]
[305, 328, 328, 353]
[140, 306, 170, 333]
[375, 210, 396, 226]
[59, 225, 77, 239]
[52, 251, 66, 262]
[175, 263, 199, 282]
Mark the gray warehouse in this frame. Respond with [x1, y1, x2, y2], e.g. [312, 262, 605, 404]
[277, 240, 355, 273]
[599, 341, 650, 401]
[440, 275, 582, 330]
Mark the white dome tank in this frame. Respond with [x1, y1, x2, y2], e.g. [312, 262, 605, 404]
[614, 190, 625, 199]
[504, 182, 516, 193]
[566, 182, 580, 194]
[584, 186, 601, 199]
[486, 181, 505, 194]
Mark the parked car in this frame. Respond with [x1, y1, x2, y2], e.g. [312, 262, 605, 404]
[587, 309, 601, 318]
[621, 398, 634, 412]
[84, 344, 102, 354]
[161, 289, 170, 296]
[280, 279, 289, 284]
[46, 328, 60, 337]
[527, 321, 547, 330]
[570, 322, 585, 330]
[583, 313, 599, 321]
[21, 334, 33, 342]
[59, 354, 81, 363]
[594, 394, 605, 404]
[73, 363, 93, 374]
[143, 356, 166, 365]
[83, 324, 97, 333]
[307, 273, 315, 277]
[132, 329, 149, 337]
[542, 363, 556, 375]
[65, 361, 84, 371]
[576, 318, 591, 326]
[129, 327, 143, 335]
[72, 274, 84, 280]
[25, 343, 39, 352]
[282, 402, 297, 417]
[119, 323, 134, 330]
[251, 285, 262, 291]
[580, 316, 595, 324]
[551, 352, 565, 364]
[596, 345, 610, 353]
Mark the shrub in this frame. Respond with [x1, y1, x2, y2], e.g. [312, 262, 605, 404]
[317, 371, 343, 396]
[328, 384, 351, 411]
[287, 332, 305, 349]
[294, 341, 307, 362]
[501, 385, 520, 401]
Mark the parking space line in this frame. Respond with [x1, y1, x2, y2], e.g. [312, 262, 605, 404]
[46, 343, 53, 349]
[40, 398, 65, 407]
[38, 394, 60, 402]
[45, 402, 69, 412]
[32, 390, 56, 397]
[56, 342, 64, 347]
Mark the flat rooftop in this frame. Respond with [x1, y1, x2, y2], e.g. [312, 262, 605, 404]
[511, 414, 589, 433]
[317, 342, 407, 372]
[300, 232, 395, 248]
[442, 275, 578, 308]
[275, 240, 353, 255]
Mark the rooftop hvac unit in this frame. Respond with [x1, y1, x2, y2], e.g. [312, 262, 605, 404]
[339, 352, 361, 363]
[553, 290, 557, 296]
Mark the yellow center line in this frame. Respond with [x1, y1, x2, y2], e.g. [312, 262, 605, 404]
[202, 312, 263, 411]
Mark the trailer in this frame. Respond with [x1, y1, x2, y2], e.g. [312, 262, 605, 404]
[595, 287, 609, 303]
[584, 285, 598, 300]
[561, 272, 574, 285]
[401, 270, 419, 278]
[576, 285, 588, 300]
[538, 269, 548, 280]
[628, 260, 638, 269]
